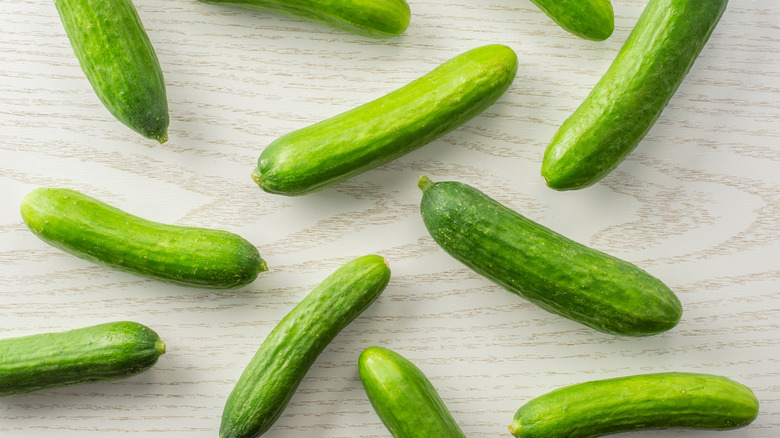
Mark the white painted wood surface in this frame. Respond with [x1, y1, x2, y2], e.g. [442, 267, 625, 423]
[2, 0, 779, 436]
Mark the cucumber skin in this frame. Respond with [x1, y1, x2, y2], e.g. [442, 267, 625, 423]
[530, 0, 614, 41]
[54, 0, 169, 142]
[199, 0, 410, 39]
[541, 0, 728, 190]
[21, 187, 266, 289]
[509, 372, 759, 437]
[253, 44, 517, 196]
[220, 255, 391, 438]
[0, 321, 165, 397]
[418, 176, 682, 336]
[359, 346, 466, 438]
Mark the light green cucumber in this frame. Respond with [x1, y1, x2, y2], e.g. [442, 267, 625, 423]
[220, 255, 391, 438]
[418, 176, 682, 336]
[54, 0, 169, 142]
[541, 0, 729, 190]
[21, 187, 266, 289]
[359, 346, 466, 438]
[509, 372, 759, 437]
[530, 0, 614, 41]
[252, 44, 517, 196]
[198, 0, 411, 39]
[0, 321, 165, 397]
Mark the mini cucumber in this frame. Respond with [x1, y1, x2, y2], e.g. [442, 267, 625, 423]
[252, 44, 517, 196]
[21, 187, 266, 289]
[220, 255, 391, 438]
[55, 0, 169, 142]
[198, 0, 411, 39]
[418, 176, 682, 336]
[359, 346, 466, 438]
[541, 0, 728, 190]
[509, 372, 759, 437]
[0, 321, 165, 397]
[530, 0, 614, 41]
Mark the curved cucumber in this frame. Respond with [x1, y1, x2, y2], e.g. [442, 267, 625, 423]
[541, 0, 728, 190]
[0, 321, 165, 397]
[253, 44, 517, 196]
[21, 187, 266, 289]
[509, 372, 759, 437]
[220, 255, 391, 438]
[55, 0, 169, 142]
[198, 0, 411, 39]
[417, 176, 682, 336]
[359, 346, 466, 438]
[530, 0, 614, 41]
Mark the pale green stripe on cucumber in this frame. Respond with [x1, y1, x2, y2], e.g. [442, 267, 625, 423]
[198, 0, 411, 39]
[418, 176, 682, 336]
[509, 372, 759, 437]
[359, 346, 466, 438]
[541, 0, 729, 190]
[0, 321, 165, 397]
[54, 0, 169, 142]
[530, 0, 614, 41]
[21, 187, 266, 289]
[252, 44, 518, 196]
[220, 255, 391, 438]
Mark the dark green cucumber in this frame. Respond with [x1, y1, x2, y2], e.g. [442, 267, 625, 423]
[0, 321, 165, 397]
[252, 44, 517, 196]
[530, 0, 613, 41]
[359, 346, 466, 438]
[417, 176, 682, 336]
[541, 0, 728, 190]
[509, 372, 759, 437]
[198, 0, 411, 39]
[21, 187, 266, 289]
[220, 254, 391, 438]
[54, 0, 169, 142]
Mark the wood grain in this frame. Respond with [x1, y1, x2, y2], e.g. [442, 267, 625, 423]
[1, 0, 779, 436]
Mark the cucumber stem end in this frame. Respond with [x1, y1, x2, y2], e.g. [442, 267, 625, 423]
[251, 169, 263, 187]
[417, 175, 434, 192]
[155, 339, 166, 356]
[154, 131, 168, 144]
[507, 421, 520, 437]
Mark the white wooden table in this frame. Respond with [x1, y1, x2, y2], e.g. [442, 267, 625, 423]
[2, 0, 779, 436]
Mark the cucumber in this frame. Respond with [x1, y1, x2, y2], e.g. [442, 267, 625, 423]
[417, 176, 682, 336]
[21, 187, 266, 289]
[530, 0, 614, 41]
[541, 0, 728, 190]
[0, 321, 165, 397]
[220, 254, 391, 438]
[198, 0, 411, 39]
[252, 44, 517, 196]
[359, 346, 466, 438]
[509, 372, 759, 437]
[54, 0, 169, 142]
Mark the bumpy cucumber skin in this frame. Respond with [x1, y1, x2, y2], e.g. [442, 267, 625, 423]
[253, 44, 517, 196]
[220, 255, 391, 438]
[359, 346, 466, 438]
[0, 321, 165, 397]
[530, 0, 614, 41]
[54, 0, 169, 142]
[541, 0, 728, 190]
[418, 177, 682, 336]
[199, 0, 410, 39]
[509, 372, 759, 437]
[21, 187, 266, 289]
